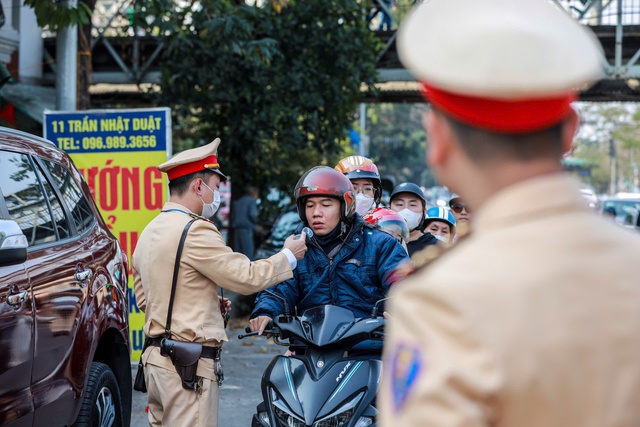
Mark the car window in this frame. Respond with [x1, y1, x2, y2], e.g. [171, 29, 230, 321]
[34, 163, 72, 240]
[603, 200, 640, 219]
[271, 211, 302, 241]
[43, 159, 94, 234]
[0, 150, 59, 246]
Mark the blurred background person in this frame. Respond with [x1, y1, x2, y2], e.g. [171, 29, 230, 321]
[231, 185, 259, 259]
[389, 182, 438, 257]
[424, 207, 456, 245]
[364, 207, 410, 253]
[335, 155, 383, 217]
[449, 193, 471, 239]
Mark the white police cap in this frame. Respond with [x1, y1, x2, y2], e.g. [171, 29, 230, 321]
[397, 0, 606, 133]
[398, 0, 604, 99]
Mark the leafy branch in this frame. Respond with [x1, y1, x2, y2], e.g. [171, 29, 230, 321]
[24, 0, 93, 30]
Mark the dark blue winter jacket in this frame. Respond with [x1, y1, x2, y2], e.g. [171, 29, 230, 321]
[251, 215, 409, 322]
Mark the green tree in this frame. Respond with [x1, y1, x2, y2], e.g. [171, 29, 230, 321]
[25, 0, 96, 110]
[137, 0, 380, 199]
[573, 102, 640, 194]
[24, 0, 92, 29]
[366, 103, 431, 188]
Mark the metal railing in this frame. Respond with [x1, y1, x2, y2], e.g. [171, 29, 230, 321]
[40, 0, 640, 97]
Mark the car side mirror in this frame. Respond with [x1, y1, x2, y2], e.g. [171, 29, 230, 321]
[0, 219, 28, 266]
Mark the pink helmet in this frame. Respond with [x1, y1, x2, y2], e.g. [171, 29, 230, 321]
[363, 207, 409, 243]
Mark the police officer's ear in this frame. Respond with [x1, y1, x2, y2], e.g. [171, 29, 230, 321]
[560, 108, 580, 156]
[192, 177, 203, 194]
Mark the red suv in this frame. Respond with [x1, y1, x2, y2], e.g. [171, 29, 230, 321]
[0, 128, 131, 426]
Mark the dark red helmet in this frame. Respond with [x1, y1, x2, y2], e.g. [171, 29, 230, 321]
[334, 156, 382, 204]
[294, 166, 356, 224]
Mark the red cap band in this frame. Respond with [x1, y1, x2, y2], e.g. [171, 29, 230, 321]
[420, 82, 576, 133]
[165, 155, 219, 181]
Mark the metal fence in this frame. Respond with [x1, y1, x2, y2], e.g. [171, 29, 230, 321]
[556, 0, 640, 25]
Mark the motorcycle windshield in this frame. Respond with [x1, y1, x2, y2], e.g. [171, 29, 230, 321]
[299, 306, 356, 347]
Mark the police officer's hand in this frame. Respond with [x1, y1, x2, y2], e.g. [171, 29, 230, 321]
[283, 232, 308, 261]
[219, 296, 231, 313]
[218, 296, 231, 320]
[249, 315, 273, 336]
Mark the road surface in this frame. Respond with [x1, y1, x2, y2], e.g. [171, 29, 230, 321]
[130, 318, 283, 427]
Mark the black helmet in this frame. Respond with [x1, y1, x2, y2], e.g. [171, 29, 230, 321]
[390, 182, 427, 231]
[293, 166, 356, 225]
[390, 182, 426, 204]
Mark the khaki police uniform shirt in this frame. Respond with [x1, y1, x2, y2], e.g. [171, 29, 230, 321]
[133, 202, 293, 375]
[380, 174, 640, 427]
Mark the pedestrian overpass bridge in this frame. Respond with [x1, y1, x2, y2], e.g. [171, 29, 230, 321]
[42, 0, 640, 103]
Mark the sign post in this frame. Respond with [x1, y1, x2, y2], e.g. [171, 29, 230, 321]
[44, 107, 171, 361]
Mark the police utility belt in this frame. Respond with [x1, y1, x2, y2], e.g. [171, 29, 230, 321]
[156, 219, 224, 391]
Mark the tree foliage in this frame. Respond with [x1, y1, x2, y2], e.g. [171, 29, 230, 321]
[366, 103, 431, 189]
[137, 0, 380, 199]
[24, 0, 92, 29]
[573, 102, 640, 193]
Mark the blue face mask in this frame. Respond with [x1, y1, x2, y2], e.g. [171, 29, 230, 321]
[199, 183, 221, 218]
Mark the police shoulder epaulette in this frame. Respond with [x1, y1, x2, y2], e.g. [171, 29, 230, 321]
[188, 213, 215, 224]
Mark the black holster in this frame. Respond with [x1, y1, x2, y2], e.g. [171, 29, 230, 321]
[133, 336, 151, 393]
[160, 338, 203, 391]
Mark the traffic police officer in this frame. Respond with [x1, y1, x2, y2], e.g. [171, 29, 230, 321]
[133, 138, 307, 427]
[380, 0, 640, 426]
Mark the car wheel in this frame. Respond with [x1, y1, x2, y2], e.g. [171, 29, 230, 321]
[74, 362, 123, 427]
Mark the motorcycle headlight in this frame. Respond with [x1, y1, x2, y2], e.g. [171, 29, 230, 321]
[354, 417, 373, 427]
[256, 410, 271, 426]
[273, 405, 305, 427]
[314, 410, 352, 427]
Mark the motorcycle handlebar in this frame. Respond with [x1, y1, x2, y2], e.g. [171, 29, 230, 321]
[238, 323, 277, 340]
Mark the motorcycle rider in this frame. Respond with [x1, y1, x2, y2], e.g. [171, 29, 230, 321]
[424, 207, 456, 245]
[389, 182, 438, 257]
[449, 193, 472, 240]
[363, 207, 410, 254]
[249, 166, 409, 354]
[335, 155, 383, 217]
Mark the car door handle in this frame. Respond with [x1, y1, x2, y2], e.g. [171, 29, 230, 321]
[74, 269, 93, 282]
[7, 290, 28, 306]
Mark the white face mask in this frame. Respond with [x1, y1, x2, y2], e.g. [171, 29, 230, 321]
[355, 193, 375, 216]
[397, 208, 423, 231]
[433, 234, 450, 243]
[199, 183, 221, 218]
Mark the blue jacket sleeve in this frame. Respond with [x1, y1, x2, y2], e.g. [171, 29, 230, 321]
[251, 273, 302, 319]
[376, 234, 410, 289]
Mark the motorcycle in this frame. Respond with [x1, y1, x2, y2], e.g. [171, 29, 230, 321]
[239, 301, 386, 427]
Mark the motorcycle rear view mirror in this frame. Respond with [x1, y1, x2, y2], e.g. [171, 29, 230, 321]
[263, 288, 293, 322]
[371, 296, 392, 318]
